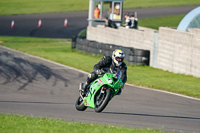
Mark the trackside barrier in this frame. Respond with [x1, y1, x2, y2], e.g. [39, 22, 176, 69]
[72, 37, 150, 66]
[85, 25, 200, 78]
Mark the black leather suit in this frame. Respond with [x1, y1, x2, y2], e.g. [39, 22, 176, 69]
[86, 56, 127, 86]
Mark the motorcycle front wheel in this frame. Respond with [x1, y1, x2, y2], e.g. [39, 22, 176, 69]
[94, 89, 111, 113]
[75, 96, 87, 111]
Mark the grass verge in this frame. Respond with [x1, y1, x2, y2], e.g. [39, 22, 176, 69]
[124, 0, 200, 9]
[0, 36, 200, 98]
[0, 114, 164, 133]
[139, 15, 185, 30]
[0, 0, 200, 15]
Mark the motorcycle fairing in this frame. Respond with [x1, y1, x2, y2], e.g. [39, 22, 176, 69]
[83, 73, 123, 108]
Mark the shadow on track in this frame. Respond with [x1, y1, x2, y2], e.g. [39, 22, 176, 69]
[0, 51, 69, 90]
[102, 111, 200, 120]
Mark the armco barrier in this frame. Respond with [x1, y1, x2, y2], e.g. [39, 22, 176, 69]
[73, 37, 150, 66]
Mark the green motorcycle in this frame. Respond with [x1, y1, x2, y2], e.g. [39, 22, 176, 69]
[75, 68, 124, 113]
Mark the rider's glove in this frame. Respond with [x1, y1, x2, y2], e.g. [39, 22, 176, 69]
[95, 69, 105, 75]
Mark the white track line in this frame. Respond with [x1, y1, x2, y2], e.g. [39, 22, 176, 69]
[1, 45, 200, 101]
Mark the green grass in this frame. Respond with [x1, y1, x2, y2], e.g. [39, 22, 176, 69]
[0, 0, 89, 15]
[139, 15, 185, 30]
[0, 114, 164, 133]
[0, 37, 101, 72]
[124, 0, 200, 9]
[0, 0, 200, 15]
[0, 36, 200, 98]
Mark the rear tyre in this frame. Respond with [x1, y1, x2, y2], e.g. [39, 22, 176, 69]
[75, 96, 87, 111]
[95, 89, 111, 113]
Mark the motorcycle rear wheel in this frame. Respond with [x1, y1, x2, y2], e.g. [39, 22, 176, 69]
[95, 89, 111, 113]
[75, 96, 87, 111]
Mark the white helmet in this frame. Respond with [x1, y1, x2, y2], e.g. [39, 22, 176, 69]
[112, 49, 125, 66]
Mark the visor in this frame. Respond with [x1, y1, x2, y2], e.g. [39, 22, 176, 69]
[116, 57, 124, 62]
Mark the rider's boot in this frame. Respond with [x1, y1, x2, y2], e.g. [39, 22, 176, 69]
[82, 82, 89, 93]
[79, 82, 88, 96]
[79, 83, 84, 92]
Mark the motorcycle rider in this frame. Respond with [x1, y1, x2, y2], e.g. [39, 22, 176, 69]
[82, 49, 127, 95]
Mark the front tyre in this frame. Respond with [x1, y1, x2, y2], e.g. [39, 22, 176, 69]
[75, 96, 87, 111]
[95, 89, 111, 113]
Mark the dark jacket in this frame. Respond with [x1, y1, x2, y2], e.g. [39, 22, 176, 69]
[105, 19, 118, 29]
[93, 56, 127, 84]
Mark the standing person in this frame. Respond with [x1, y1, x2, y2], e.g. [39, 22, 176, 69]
[94, 5, 100, 19]
[124, 14, 131, 29]
[134, 17, 138, 29]
[130, 14, 135, 29]
[82, 49, 127, 95]
[131, 13, 138, 29]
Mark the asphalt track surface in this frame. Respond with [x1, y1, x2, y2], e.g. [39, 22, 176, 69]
[0, 46, 200, 133]
[0, 5, 199, 38]
[0, 5, 200, 133]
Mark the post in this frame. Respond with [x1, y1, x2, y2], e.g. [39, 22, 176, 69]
[88, 0, 94, 26]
